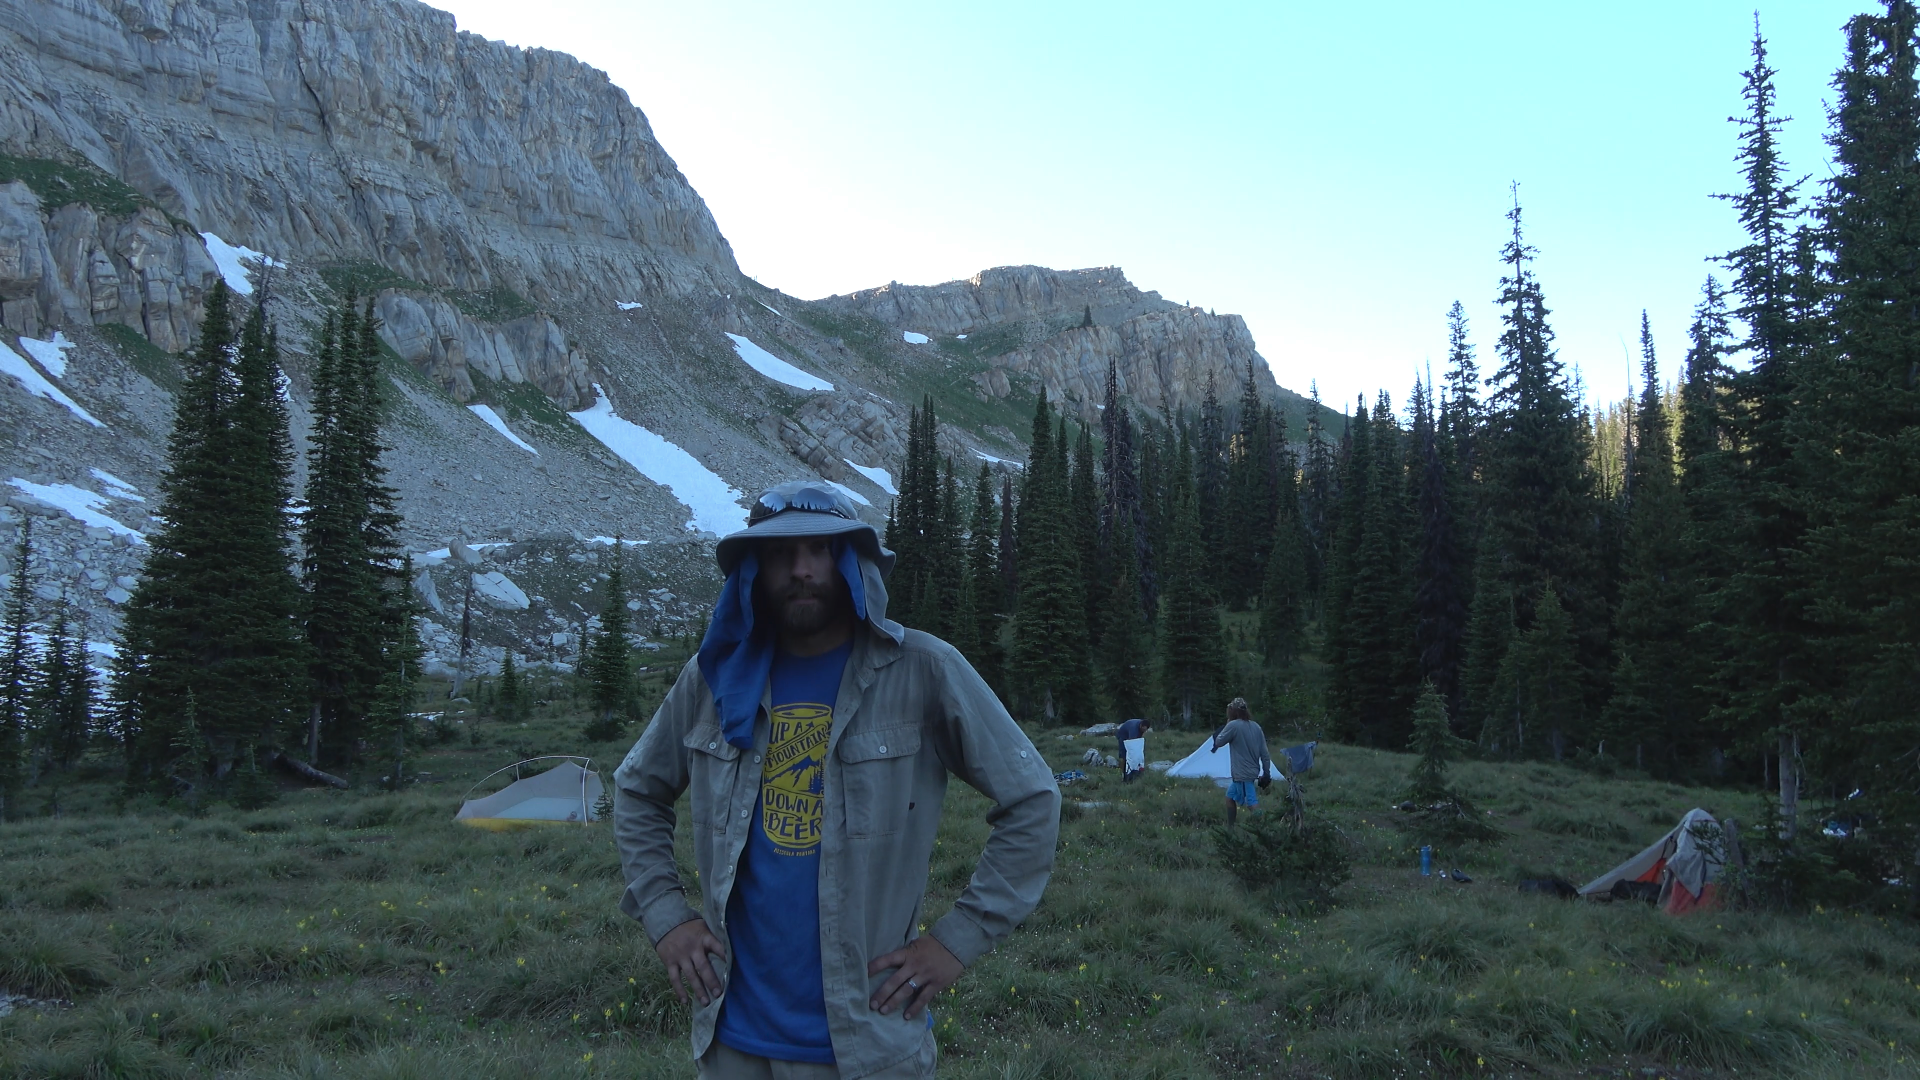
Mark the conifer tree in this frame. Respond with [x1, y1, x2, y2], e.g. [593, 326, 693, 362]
[1098, 513, 1152, 718]
[31, 603, 93, 770]
[1010, 391, 1093, 723]
[965, 464, 1003, 688]
[1157, 431, 1225, 726]
[1099, 360, 1154, 609]
[498, 650, 521, 723]
[1406, 681, 1468, 806]
[1412, 392, 1468, 724]
[1338, 394, 1418, 745]
[1710, 17, 1820, 825]
[1802, 1, 1920, 849]
[997, 473, 1018, 615]
[0, 518, 33, 817]
[1601, 315, 1691, 771]
[118, 283, 306, 783]
[931, 455, 967, 642]
[1470, 192, 1604, 742]
[1259, 486, 1312, 665]
[1300, 383, 1336, 570]
[1069, 425, 1103, 646]
[583, 541, 632, 740]
[1491, 585, 1581, 759]
[1223, 360, 1277, 606]
[1194, 374, 1228, 578]
[1321, 397, 1370, 725]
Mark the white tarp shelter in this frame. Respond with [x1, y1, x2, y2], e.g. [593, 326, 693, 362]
[456, 758, 602, 831]
[1165, 737, 1234, 787]
[1579, 807, 1724, 914]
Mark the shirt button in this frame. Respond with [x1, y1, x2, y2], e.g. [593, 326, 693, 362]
[753, 754, 761, 763]
[708, 741, 717, 750]
[1019, 750, 1028, 758]
[740, 809, 749, 819]
[877, 745, 887, 754]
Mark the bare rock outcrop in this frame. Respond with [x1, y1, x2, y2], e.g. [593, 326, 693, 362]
[0, 181, 217, 348]
[0, 0, 740, 306]
[818, 265, 1175, 336]
[374, 292, 592, 408]
[991, 308, 1277, 423]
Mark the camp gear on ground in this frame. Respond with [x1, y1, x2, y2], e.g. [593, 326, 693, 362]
[1579, 808, 1725, 915]
[1121, 737, 1145, 776]
[1451, 869, 1473, 883]
[1080, 748, 1102, 766]
[1052, 769, 1088, 785]
[1278, 741, 1317, 774]
[699, 537, 882, 750]
[716, 480, 894, 577]
[613, 546, 1059, 1076]
[1165, 736, 1233, 786]
[1518, 877, 1579, 899]
[456, 757, 601, 830]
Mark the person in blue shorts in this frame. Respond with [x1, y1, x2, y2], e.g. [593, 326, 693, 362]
[1210, 697, 1271, 827]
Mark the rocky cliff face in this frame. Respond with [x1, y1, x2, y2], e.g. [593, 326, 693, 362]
[0, 0, 738, 305]
[818, 264, 1306, 427]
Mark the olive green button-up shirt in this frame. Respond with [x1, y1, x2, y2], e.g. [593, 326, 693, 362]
[612, 597, 1060, 1078]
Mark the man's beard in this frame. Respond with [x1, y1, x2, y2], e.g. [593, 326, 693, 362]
[767, 579, 850, 636]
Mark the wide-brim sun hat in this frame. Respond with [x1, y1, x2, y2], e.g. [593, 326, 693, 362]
[716, 480, 895, 578]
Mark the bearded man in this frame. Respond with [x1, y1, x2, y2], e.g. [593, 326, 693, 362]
[614, 481, 1060, 1079]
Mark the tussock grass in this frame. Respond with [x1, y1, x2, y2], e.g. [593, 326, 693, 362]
[3, 714, 1919, 1078]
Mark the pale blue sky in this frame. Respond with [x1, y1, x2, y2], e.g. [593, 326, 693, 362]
[434, 0, 1861, 410]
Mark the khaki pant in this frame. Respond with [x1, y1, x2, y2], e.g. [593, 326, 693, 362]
[697, 1038, 936, 1079]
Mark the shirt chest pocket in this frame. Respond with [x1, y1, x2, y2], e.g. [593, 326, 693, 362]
[835, 723, 922, 838]
[682, 722, 741, 831]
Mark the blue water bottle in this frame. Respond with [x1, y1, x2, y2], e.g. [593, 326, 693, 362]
[1420, 845, 1432, 877]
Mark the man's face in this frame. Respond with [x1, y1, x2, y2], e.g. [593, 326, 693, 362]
[756, 536, 851, 636]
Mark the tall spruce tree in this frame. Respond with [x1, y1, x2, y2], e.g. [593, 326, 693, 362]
[1157, 430, 1225, 727]
[1259, 472, 1312, 666]
[1490, 584, 1581, 759]
[0, 518, 33, 817]
[1069, 425, 1104, 649]
[1321, 397, 1370, 726]
[1010, 391, 1094, 723]
[31, 603, 94, 770]
[1098, 512, 1153, 718]
[965, 464, 1004, 689]
[1412, 384, 1469, 725]
[1803, 1, 1920, 855]
[1099, 360, 1154, 611]
[1710, 17, 1821, 828]
[118, 283, 306, 784]
[583, 540, 632, 740]
[1337, 394, 1418, 746]
[1467, 192, 1603, 751]
[1223, 360, 1277, 606]
[1601, 314, 1692, 772]
[1194, 374, 1228, 580]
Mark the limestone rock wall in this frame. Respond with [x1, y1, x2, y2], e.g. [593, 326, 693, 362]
[374, 291, 592, 408]
[818, 265, 1175, 336]
[991, 308, 1277, 424]
[0, 181, 217, 349]
[0, 0, 741, 305]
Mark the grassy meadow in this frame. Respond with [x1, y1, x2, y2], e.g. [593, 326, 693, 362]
[3, 682, 1919, 1079]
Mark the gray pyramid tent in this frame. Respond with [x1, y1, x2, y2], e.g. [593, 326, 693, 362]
[456, 758, 603, 831]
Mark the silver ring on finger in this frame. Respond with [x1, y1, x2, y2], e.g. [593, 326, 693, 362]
[908, 979, 920, 990]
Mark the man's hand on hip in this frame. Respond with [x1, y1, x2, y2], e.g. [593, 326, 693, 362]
[655, 918, 726, 1007]
[867, 934, 962, 1021]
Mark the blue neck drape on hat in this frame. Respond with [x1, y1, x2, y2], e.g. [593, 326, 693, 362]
[697, 538, 868, 750]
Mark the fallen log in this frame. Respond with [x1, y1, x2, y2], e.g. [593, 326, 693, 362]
[267, 751, 349, 789]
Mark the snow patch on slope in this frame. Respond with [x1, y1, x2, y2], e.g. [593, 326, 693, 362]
[467, 404, 539, 455]
[568, 386, 746, 536]
[199, 232, 283, 296]
[903, 331, 930, 344]
[844, 460, 898, 496]
[6, 480, 145, 542]
[825, 480, 871, 507]
[725, 333, 833, 392]
[18, 332, 74, 377]
[88, 469, 144, 501]
[0, 340, 104, 427]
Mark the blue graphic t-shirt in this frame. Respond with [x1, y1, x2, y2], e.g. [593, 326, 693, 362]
[716, 639, 851, 1064]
